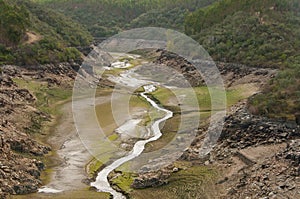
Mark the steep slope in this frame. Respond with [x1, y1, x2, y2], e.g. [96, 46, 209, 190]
[0, 0, 93, 65]
[185, 0, 300, 119]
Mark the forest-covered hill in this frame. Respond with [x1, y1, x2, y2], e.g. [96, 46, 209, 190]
[37, 0, 217, 36]
[185, 0, 300, 118]
[0, 0, 92, 65]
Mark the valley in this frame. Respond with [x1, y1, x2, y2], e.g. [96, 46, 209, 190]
[4, 50, 286, 198]
[0, 0, 299, 199]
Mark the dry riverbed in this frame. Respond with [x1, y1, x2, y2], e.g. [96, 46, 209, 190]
[8, 49, 280, 199]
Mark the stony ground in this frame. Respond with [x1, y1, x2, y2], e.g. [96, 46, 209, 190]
[0, 63, 78, 198]
[179, 101, 300, 199]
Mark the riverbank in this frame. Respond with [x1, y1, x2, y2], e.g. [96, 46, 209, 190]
[14, 99, 111, 199]
[0, 63, 82, 198]
[8, 64, 112, 199]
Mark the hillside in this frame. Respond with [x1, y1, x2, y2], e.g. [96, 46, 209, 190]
[37, 0, 217, 36]
[185, 0, 300, 119]
[0, 0, 93, 65]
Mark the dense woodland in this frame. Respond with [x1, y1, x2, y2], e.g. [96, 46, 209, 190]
[1, 0, 299, 118]
[184, 0, 300, 118]
[37, 0, 216, 36]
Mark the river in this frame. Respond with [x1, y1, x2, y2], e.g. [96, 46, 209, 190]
[35, 54, 174, 198]
[90, 84, 173, 198]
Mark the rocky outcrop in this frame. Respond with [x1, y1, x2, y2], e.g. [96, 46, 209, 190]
[222, 139, 300, 199]
[153, 49, 276, 88]
[216, 62, 276, 88]
[0, 64, 78, 198]
[0, 147, 46, 196]
[0, 73, 51, 198]
[131, 166, 174, 189]
[153, 49, 203, 87]
[181, 102, 299, 160]
[18, 63, 78, 86]
[180, 101, 300, 198]
[284, 140, 300, 166]
[218, 105, 299, 150]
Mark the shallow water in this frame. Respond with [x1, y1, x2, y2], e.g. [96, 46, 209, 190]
[91, 85, 173, 198]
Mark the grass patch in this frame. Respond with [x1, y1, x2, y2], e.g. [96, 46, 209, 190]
[100, 56, 144, 78]
[95, 93, 151, 136]
[111, 172, 137, 194]
[119, 57, 134, 62]
[153, 85, 256, 111]
[102, 67, 126, 77]
[133, 86, 145, 94]
[130, 163, 218, 199]
[143, 84, 254, 154]
[129, 94, 151, 109]
[87, 158, 104, 177]
[13, 78, 72, 115]
[13, 78, 72, 135]
[95, 87, 114, 97]
[108, 133, 119, 141]
[152, 87, 177, 105]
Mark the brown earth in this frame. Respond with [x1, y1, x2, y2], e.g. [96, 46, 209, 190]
[23, 32, 42, 45]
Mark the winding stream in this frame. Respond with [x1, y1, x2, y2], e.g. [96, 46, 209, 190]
[90, 84, 173, 198]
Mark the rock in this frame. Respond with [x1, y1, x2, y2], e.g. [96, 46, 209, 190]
[132, 177, 168, 189]
[34, 161, 44, 170]
[183, 99, 300, 199]
[0, 65, 73, 198]
[204, 161, 210, 166]
[152, 49, 203, 87]
[172, 167, 179, 172]
[13, 184, 38, 195]
[131, 170, 170, 189]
